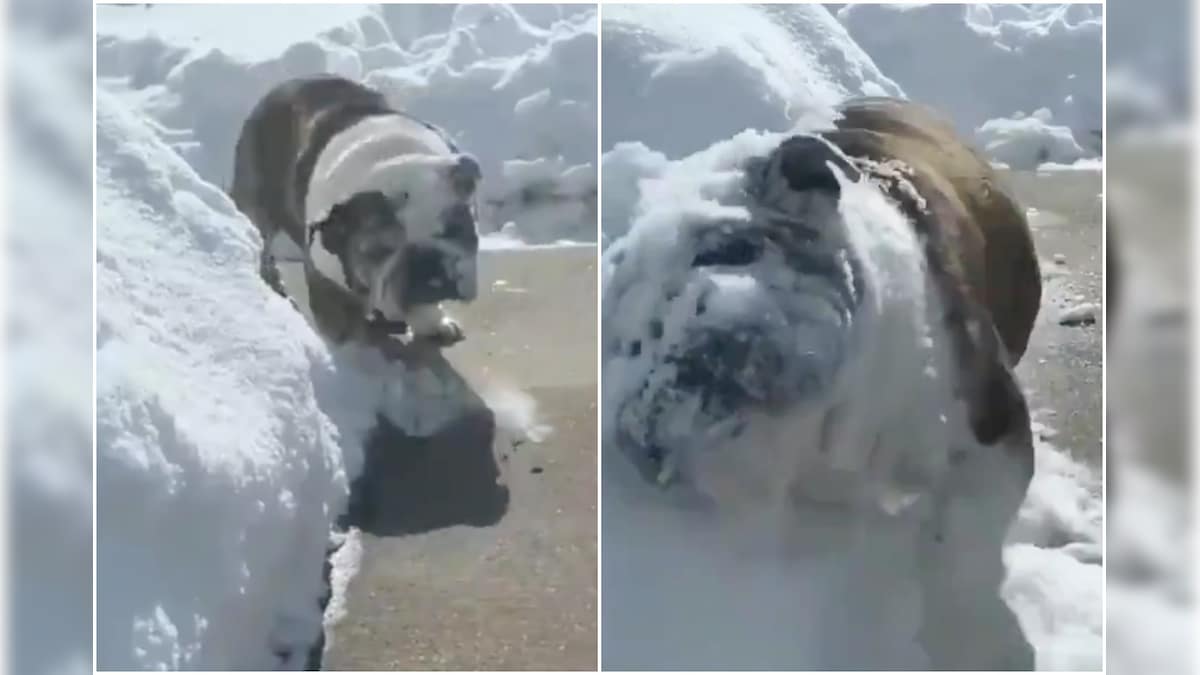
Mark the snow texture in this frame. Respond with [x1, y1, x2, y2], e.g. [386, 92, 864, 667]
[97, 3, 597, 244]
[94, 3, 594, 669]
[601, 4, 1101, 670]
[97, 88, 374, 670]
[836, 3, 1102, 160]
[975, 108, 1088, 170]
[601, 4, 902, 160]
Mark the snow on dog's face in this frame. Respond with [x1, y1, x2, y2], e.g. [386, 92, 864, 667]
[604, 134, 940, 500]
[310, 153, 482, 321]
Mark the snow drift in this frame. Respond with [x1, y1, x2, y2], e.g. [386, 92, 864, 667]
[97, 3, 597, 244]
[601, 4, 1101, 670]
[96, 89, 375, 670]
[600, 4, 902, 160]
[975, 108, 1088, 170]
[836, 3, 1102, 159]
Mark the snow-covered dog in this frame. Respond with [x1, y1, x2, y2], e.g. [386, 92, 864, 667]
[604, 97, 1040, 669]
[230, 74, 481, 348]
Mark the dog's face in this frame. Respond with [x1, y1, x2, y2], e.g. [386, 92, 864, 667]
[606, 135, 873, 485]
[311, 190, 409, 323]
[310, 153, 483, 323]
[374, 153, 482, 315]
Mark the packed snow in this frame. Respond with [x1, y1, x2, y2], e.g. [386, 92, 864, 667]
[975, 108, 1088, 170]
[601, 4, 1101, 670]
[97, 3, 597, 244]
[835, 3, 1102, 167]
[7, 4, 95, 674]
[95, 3, 594, 669]
[601, 4, 900, 163]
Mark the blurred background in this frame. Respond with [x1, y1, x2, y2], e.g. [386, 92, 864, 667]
[0, 0, 1195, 673]
[1105, 0, 1194, 673]
[5, 0, 93, 674]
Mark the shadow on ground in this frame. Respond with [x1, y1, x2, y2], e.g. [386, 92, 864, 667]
[338, 353, 510, 537]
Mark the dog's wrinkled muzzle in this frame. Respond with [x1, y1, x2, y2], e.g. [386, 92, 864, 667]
[365, 249, 408, 324]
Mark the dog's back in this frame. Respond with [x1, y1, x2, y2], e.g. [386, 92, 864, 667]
[825, 97, 1041, 364]
[230, 75, 395, 249]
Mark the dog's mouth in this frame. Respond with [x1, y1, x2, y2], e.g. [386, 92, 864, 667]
[613, 216, 865, 487]
[610, 136, 871, 488]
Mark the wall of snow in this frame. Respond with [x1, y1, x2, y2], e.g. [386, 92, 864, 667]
[96, 90, 382, 670]
[96, 3, 597, 244]
[601, 4, 902, 160]
[599, 3, 904, 245]
[975, 108, 1088, 170]
[836, 3, 1102, 157]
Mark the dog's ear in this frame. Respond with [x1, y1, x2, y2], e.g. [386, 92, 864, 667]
[774, 135, 861, 198]
[315, 190, 394, 253]
[446, 154, 481, 198]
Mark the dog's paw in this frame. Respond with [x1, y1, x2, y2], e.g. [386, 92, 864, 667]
[430, 317, 465, 346]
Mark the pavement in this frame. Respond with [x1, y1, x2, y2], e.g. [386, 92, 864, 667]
[322, 245, 598, 671]
[1001, 167, 1104, 469]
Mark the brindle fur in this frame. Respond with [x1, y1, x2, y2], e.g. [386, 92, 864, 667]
[230, 75, 412, 345]
[815, 97, 1041, 459]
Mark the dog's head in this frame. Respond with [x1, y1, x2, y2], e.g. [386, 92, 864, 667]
[309, 153, 483, 324]
[607, 135, 880, 485]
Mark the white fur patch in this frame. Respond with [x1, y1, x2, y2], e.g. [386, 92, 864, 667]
[306, 114, 454, 225]
[300, 112, 474, 314]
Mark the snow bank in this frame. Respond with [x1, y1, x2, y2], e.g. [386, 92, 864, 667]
[95, 87, 484, 667]
[836, 3, 1101, 154]
[1002, 414, 1103, 671]
[96, 3, 597, 244]
[7, 8, 95, 675]
[975, 108, 1088, 170]
[96, 89, 378, 670]
[599, 4, 906, 244]
[601, 4, 902, 159]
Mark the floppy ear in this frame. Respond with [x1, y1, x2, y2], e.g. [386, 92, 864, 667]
[958, 306, 1031, 449]
[447, 154, 481, 198]
[314, 190, 394, 254]
[774, 135, 861, 197]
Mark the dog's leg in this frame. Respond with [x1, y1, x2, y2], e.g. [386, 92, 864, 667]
[407, 303, 465, 346]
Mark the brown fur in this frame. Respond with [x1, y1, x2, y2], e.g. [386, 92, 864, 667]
[818, 98, 1040, 455]
[230, 75, 402, 346]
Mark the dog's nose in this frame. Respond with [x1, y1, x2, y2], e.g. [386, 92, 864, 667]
[449, 154, 481, 197]
[775, 135, 859, 197]
[668, 323, 789, 415]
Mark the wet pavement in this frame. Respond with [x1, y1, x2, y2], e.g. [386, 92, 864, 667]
[1001, 166, 1104, 469]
